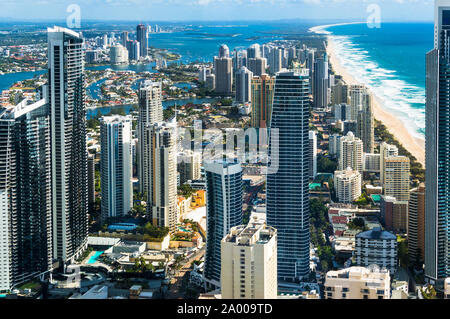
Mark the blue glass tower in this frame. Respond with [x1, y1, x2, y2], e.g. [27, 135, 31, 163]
[267, 70, 311, 282]
[425, 0, 450, 285]
[203, 160, 243, 289]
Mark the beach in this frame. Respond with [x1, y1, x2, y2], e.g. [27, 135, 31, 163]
[311, 24, 425, 166]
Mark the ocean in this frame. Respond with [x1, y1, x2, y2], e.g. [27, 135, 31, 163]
[322, 22, 433, 139]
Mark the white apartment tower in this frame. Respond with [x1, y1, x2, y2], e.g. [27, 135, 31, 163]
[100, 115, 133, 219]
[221, 219, 277, 299]
[339, 132, 363, 173]
[147, 120, 178, 233]
[138, 80, 163, 194]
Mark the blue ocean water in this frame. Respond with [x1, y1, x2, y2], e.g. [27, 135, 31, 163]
[324, 22, 433, 138]
[147, 23, 285, 63]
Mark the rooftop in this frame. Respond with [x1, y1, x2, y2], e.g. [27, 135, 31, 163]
[356, 227, 396, 240]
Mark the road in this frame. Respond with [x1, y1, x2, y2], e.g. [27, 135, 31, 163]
[165, 247, 205, 299]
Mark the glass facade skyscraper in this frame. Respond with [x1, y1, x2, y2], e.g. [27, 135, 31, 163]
[48, 27, 88, 263]
[203, 160, 243, 289]
[425, 0, 450, 285]
[267, 70, 311, 282]
[0, 95, 52, 292]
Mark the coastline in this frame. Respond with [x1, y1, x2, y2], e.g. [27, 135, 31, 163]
[311, 24, 425, 166]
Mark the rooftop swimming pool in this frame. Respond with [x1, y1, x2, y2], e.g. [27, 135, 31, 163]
[87, 251, 104, 264]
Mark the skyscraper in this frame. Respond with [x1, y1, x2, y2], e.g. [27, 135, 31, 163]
[356, 90, 374, 153]
[221, 218, 277, 299]
[409, 184, 426, 265]
[137, 80, 163, 194]
[109, 44, 128, 64]
[235, 66, 253, 103]
[100, 115, 133, 220]
[87, 156, 96, 214]
[425, 0, 450, 284]
[339, 132, 364, 173]
[0, 96, 52, 292]
[219, 44, 230, 58]
[214, 53, 233, 96]
[247, 43, 261, 59]
[380, 142, 399, 186]
[313, 54, 330, 109]
[250, 74, 275, 128]
[126, 40, 140, 61]
[334, 168, 362, 203]
[147, 120, 178, 234]
[349, 85, 367, 121]
[266, 70, 310, 282]
[309, 131, 318, 179]
[48, 26, 88, 263]
[383, 156, 410, 202]
[122, 31, 128, 47]
[178, 151, 202, 185]
[204, 160, 243, 290]
[247, 57, 267, 77]
[136, 24, 148, 58]
[306, 49, 315, 93]
[268, 48, 282, 75]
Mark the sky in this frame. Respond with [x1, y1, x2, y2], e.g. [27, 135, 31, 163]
[0, 0, 436, 22]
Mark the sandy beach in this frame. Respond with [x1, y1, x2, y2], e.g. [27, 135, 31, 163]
[320, 30, 425, 166]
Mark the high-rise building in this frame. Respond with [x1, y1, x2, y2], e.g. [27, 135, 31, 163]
[363, 153, 381, 173]
[333, 103, 351, 122]
[408, 184, 425, 265]
[146, 120, 178, 233]
[309, 131, 318, 179]
[425, 0, 450, 284]
[324, 267, 391, 300]
[136, 24, 148, 58]
[204, 160, 243, 290]
[87, 156, 96, 214]
[85, 50, 99, 64]
[247, 57, 267, 77]
[313, 54, 330, 109]
[339, 132, 363, 173]
[178, 151, 202, 185]
[268, 48, 282, 75]
[250, 74, 274, 129]
[214, 54, 233, 96]
[334, 168, 362, 203]
[221, 218, 277, 299]
[48, 26, 88, 263]
[266, 70, 310, 282]
[121, 31, 128, 47]
[219, 44, 230, 58]
[356, 89, 374, 153]
[247, 44, 261, 59]
[331, 80, 348, 105]
[383, 156, 410, 202]
[380, 196, 408, 232]
[306, 49, 315, 93]
[126, 40, 140, 61]
[349, 85, 368, 121]
[206, 74, 216, 91]
[0, 96, 52, 292]
[329, 134, 342, 157]
[355, 228, 398, 274]
[380, 142, 399, 186]
[110, 44, 128, 64]
[100, 115, 133, 220]
[235, 66, 253, 103]
[137, 80, 163, 194]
